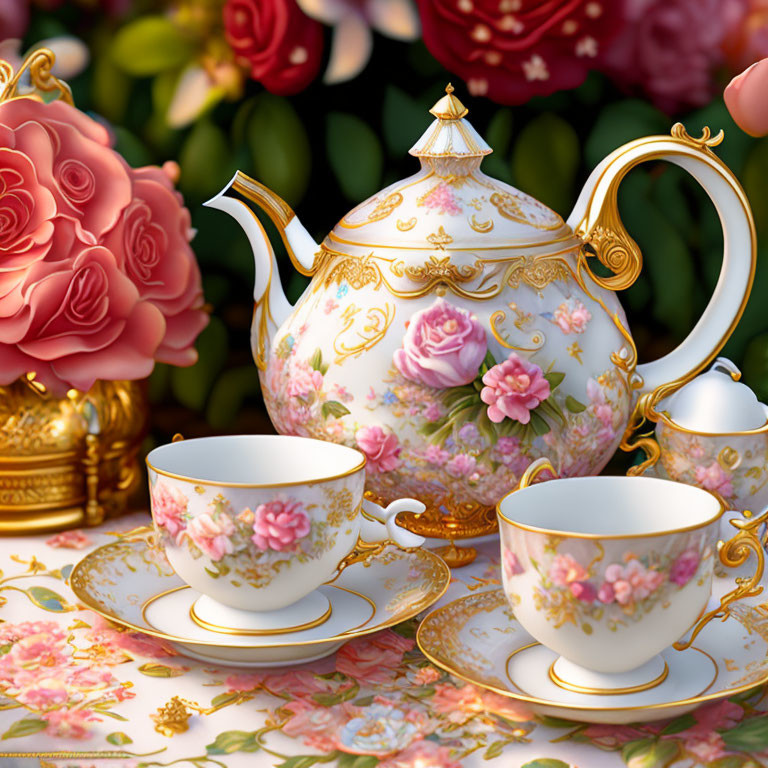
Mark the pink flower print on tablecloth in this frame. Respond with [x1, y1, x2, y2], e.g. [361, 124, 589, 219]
[336, 630, 414, 684]
[552, 299, 591, 334]
[85, 614, 175, 661]
[42, 708, 100, 740]
[151, 479, 188, 539]
[356, 425, 401, 473]
[409, 666, 441, 686]
[481, 353, 550, 424]
[669, 548, 700, 586]
[418, 182, 462, 215]
[251, 498, 311, 551]
[46, 529, 92, 549]
[379, 738, 462, 768]
[548, 553, 588, 587]
[694, 461, 734, 499]
[185, 512, 235, 560]
[281, 698, 352, 752]
[394, 298, 487, 389]
[431, 682, 532, 725]
[224, 672, 263, 692]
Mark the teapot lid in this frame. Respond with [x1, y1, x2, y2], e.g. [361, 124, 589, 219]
[659, 357, 768, 432]
[321, 85, 580, 259]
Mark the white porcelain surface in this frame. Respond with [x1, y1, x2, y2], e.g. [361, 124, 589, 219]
[203, 89, 755, 522]
[69, 533, 450, 668]
[661, 357, 768, 432]
[146, 435, 424, 614]
[497, 475, 724, 676]
[417, 589, 768, 724]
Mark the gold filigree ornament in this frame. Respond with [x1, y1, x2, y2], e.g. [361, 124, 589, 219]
[334, 302, 396, 365]
[0, 50, 149, 534]
[151, 696, 192, 737]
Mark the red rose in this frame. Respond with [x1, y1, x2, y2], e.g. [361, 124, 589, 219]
[223, 0, 324, 95]
[103, 165, 207, 366]
[0, 245, 165, 393]
[415, 0, 624, 104]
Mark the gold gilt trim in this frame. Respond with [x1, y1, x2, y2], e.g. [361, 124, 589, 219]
[397, 218, 417, 231]
[426, 226, 453, 249]
[339, 193, 404, 229]
[0, 47, 73, 105]
[334, 303, 396, 364]
[188, 599, 333, 635]
[390, 255, 482, 285]
[469, 214, 494, 233]
[490, 192, 564, 231]
[548, 658, 669, 695]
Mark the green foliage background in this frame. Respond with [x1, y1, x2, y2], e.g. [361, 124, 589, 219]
[22, 7, 768, 450]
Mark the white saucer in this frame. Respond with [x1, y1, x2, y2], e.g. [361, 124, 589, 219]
[417, 589, 768, 724]
[71, 531, 450, 667]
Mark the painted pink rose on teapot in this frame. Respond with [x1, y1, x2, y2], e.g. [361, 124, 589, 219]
[207, 86, 755, 534]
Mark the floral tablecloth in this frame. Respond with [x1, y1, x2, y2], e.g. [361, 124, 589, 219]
[0, 512, 766, 768]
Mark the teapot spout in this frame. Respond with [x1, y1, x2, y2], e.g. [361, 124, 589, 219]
[204, 172, 319, 369]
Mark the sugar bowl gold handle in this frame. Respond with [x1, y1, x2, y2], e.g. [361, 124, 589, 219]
[519, 457, 558, 490]
[674, 507, 768, 650]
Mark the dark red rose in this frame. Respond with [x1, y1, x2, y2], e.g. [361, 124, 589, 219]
[223, 0, 324, 95]
[415, 0, 624, 104]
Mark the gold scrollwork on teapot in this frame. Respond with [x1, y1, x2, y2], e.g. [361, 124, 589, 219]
[0, 47, 73, 105]
[334, 303, 396, 365]
[390, 254, 482, 285]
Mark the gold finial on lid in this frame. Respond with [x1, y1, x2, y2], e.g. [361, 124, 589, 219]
[429, 83, 469, 121]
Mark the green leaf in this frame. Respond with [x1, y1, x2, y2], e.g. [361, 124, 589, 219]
[276, 755, 337, 768]
[383, 86, 427, 157]
[312, 684, 359, 707]
[659, 713, 697, 735]
[249, 93, 312, 207]
[538, 398, 566, 426]
[484, 740, 508, 760]
[337, 755, 379, 768]
[171, 317, 228, 412]
[477, 408, 497, 445]
[1, 717, 48, 740]
[112, 16, 194, 76]
[321, 401, 351, 420]
[206, 366, 263, 430]
[106, 731, 133, 745]
[543, 372, 565, 389]
[521, 760, 571, 768]
[327, 112, 384, 202]
[530, 411, 551, 436]
[211, 692, 243, 709]
[621, 738, 680, 768]
[178, 119, 233, 200]
[721, 715, 768, 752]
[111, 126, 152, 168]
[585, 100, 668, 169]
[744, 139, 768, 237]
[90, 49, 132, 123]
[25, 586, 70, 612]
[512, 113, 579, 215]
[206, 730, 260, 754]
[564, 395, 586, 413]
[309, 348, 327, 374]
[137, 663, 186, 678]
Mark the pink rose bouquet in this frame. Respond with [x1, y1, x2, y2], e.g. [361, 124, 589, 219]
[481, 353, 551, 424]
[251, 498, 312, 551]
[0, 96, 207, 394]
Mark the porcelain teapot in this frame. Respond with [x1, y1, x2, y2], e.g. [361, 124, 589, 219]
[205, 86, 755, 535]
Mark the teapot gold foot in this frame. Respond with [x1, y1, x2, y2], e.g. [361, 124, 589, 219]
[432, 542, 477, 568]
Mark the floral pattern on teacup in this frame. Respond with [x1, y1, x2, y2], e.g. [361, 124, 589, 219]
[657, 422, 768, 512]
[504, 532, 713, 633]
[151, 481, 355, 589]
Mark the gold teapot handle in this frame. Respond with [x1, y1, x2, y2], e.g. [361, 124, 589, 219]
[674, 507, 768, 650]
[569, 123, 756, 409]
[519, 457, 558, 490]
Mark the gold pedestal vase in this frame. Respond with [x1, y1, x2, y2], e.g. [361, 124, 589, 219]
[0, 377, 149, 534]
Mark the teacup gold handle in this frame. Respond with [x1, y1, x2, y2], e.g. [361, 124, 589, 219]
[519, 457, 557, 490]
[674, 507, 768, 650]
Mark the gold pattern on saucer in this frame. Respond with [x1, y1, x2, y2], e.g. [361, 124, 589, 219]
[152, 696, 191, 737]
[188, 599, 333, 636]
[548, 658, 669, 695]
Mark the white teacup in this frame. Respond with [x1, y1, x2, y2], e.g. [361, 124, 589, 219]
[147, 434, 424, 634]
[497, 458, 767, 695]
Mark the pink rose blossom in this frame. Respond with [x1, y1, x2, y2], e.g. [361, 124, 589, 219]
[336, 630, 412, 684]
[15, 677, 69, 709]
[582, 724, 647, 749]
[503, 548, 524, 578]
[549, 553, 588, 587]
[694, 461, 734, 498]
[281, 699, 352, 751]
[86, 615, 174, 659]
[379, 739, 462, 768]
[602, 0, 746, 114]
[419, 182, 462, 215]
[597, 582, 615, 603]
[185, 512, 235, 560]
[446, 453, 477, 478]
[422, 402, 442, 422]
[724, 4, 768, 72]
[670, 548, 700, 586]
[355, 425, 401, 473]
[570, 580, 597, 603]
[394, 298, 487, 389]
[410, 666, 441, 686]
[431, 683, 531, 724]
[263, 669, 345, 698]
[424, 444, 450, 465]
[225, 673, 263, 692]
[104, 165, 207, 366]
[684, 732, 727, 762]
[604, 558, 665, 604]
[481, 353, 550, 424]
[286, 364, 324, 399]
[725, 59, 768, 137]
[46, 529, 92, 549]
[552, 300, 591, 334]
[251, 498, 311, 551]
[151, 480, 188, 539]
[43, 708, 100, 740]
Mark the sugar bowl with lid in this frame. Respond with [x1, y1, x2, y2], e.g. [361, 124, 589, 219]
[630, 357, 768, 513]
